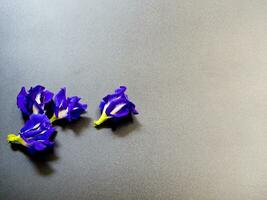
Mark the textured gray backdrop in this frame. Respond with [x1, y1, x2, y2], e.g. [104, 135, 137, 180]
[1, 0, 267, 199]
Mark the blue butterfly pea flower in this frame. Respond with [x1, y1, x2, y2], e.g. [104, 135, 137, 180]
[17, 85, 53, 116]
[94, 86, 138, 126]
[50, 88, 87, 122]
[7, 114, 55, 151]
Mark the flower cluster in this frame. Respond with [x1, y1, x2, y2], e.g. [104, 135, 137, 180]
[8, 85, 87, 152]
[7, 85, 138, 153]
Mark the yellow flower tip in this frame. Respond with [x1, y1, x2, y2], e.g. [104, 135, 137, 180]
[93, 119, 104, 127]
[93, 120, 99, 127]
[7, 134, 26, 146]
[94, 113, 109, 127]
[50, 114, 57, 123]
[7, 133, 18, 143]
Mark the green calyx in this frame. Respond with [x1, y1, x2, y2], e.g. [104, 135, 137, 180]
[50, 114, 58, 123]
[94, 113, 110, 126]
[7, 133, 26, 146]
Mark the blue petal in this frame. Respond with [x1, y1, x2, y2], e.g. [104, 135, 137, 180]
[54, 88, 67, 107]
[99, 86, 138, 118]
[105, 97, 128, 115]
[102, 86, 126, 103]
[67, 96, 87, 121]
[20, 114, 48, 133]
[115, 86, 127, 93]
[31, 127, 55, 141]
[16, 85, 54, 116]
[32, 141, 47, 151]
[42, 90, 54, 104]
[19, 114, 55, 151]
[54, 88, 68, 117]
[53, 89, 87, 121]
[17, 87, 31, 115]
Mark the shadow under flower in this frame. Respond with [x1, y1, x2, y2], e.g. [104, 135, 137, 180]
[53, 116, 91, 136]
[95, 115, 141, 137]
[21, 112, 29, 123]
[10, 142, 59, 176]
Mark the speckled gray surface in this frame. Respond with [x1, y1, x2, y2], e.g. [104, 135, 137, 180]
[1, 1, 267, 199]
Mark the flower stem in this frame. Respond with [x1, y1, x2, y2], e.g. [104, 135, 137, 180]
[94, 113, 109, 126]
[7, 133, 26, 146]
[50, 114, 57, 123]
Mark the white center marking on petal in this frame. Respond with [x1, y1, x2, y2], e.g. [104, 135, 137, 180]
[58, 108, 68, 119]
[59, 100, 64, 108]
[102, 95, 123, 114]
[72, 107, 79, 111]
[24, 123, 41, 133]
[32, 104, 39, 114]
[35, 93, 41, 104]
[110, 104, 126, 115]
[39, 130, 46, 135]
[33, 123, 41, 129]
[103, 102, 110, 113]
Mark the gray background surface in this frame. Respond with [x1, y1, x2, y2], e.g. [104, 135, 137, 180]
[1, 0, 267, 199]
